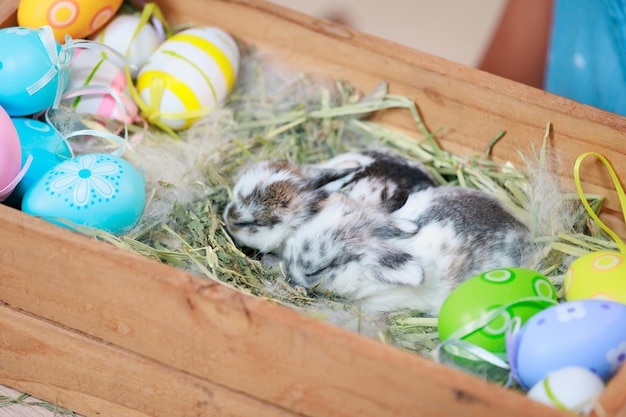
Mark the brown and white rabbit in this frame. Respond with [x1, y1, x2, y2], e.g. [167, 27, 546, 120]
[222, 159, 359, 253]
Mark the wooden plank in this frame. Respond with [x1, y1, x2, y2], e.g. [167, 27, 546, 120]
[0, 204, 571, 417]
[157, 0, 626, 237]
[0, 303, 299, 417]
[595, 358, 626, 417]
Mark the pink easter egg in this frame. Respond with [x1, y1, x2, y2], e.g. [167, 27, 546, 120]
[0, 105, 23, 201]
[63, 48, 138, 123]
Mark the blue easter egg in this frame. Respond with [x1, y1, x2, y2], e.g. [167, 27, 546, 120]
[508, 299, 626, 389]
[22, 153, 145, 235]
[0, 27, 68, 116]
[7, 118, 72, 205]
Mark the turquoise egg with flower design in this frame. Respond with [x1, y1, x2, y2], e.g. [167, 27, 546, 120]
[21, 153, 145, 235]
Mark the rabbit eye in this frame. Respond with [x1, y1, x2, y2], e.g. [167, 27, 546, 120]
[232, 220, 259, 228]
[231, 221, 246, 227]
[233, 216, 277, 228]
[301, 258, 339, 278]
[305, 265, 332, 278]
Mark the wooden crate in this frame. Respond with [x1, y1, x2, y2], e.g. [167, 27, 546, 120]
[1, 1, 625, 416]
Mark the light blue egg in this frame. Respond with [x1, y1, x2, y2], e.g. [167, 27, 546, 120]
[509, 299, 626, 389]
[22, 153, 146, 235]
[6, 117, 72, 206]
[0, 27, 68, 116]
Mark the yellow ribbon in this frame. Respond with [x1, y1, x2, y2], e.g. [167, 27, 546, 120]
[137, 2, 173, 40]
[573, 152, 626, 253]
[122, 2, 173, 58]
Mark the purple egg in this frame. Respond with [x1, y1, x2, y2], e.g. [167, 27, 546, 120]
[508, 299, 626, 389]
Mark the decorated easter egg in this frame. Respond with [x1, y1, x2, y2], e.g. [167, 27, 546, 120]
[0, 106, 23, 201]
[63, 48, 138, 123]
[22, 153, 145, 235]
[509, 299, 626, 389]
[0, 27, 68, 116]
[527, 366, 604, 415]
[438, 268, 557, 358]
[136, 26, 240, 131]
[7, 118, 72, 205]
[17, 0, 123, 43]
[564, 251, 626, 304]
[91, 14, 161, 76]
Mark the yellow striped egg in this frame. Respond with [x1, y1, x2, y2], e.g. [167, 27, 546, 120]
[136, 26, 240, 131]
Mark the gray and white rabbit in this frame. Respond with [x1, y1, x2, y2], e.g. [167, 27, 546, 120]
[223, 151, 532, 315]
[283, 187, 533, 314]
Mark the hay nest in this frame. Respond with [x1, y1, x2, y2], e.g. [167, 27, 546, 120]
[48, 45, 614, 365]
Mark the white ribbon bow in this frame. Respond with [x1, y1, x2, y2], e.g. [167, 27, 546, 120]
[26, 25, 139, 110]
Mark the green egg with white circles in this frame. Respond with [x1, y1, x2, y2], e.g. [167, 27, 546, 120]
[438, 267, 558, 359]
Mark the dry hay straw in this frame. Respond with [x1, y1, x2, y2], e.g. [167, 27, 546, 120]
[56, 45, 615, 361]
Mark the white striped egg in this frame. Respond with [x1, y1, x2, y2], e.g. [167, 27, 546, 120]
[136, 26, 240, 131]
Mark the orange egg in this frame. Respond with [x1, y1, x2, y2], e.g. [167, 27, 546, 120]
[18, 0, 124, 43]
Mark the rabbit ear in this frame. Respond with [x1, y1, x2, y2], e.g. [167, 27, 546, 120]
[303, 166, 362, 191]
[370, 250, 425, 287]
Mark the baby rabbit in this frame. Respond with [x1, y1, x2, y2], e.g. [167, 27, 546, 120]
[283, 187, 532, 315]
[223, 159, 360, 253]
[313, 149, 438, 212]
